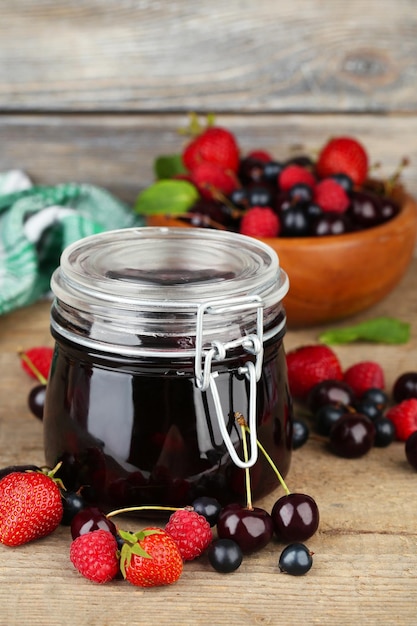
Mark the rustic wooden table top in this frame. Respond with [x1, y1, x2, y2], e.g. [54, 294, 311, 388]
[1, 256, 417, 626]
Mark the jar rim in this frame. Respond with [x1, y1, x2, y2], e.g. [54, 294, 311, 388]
[52, 227, 289, 311]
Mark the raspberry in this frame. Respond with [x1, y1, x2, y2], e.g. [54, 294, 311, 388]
[286, 345, 343, 399]
[316, 136, 368, 186]
[313, 178, 350, 213]
[246, 149, 273, 163]
[165, 509, 213, 561]
[70, 529, 119, 583]
[386, 399, 417, 441]
[191, 162, 238, 199]
[279, 165, 316, 191]
[239, 206, 280, 238]
[343, 361, 385, 398]
[20, 346, 53, 381]
[183, 126, 240, 173]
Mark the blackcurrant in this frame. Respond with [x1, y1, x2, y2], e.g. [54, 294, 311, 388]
[292, 419, 310, 449]
[61, 491, 87, 525]
[192, 496, 222, 527]
[278, 543, 313, 575]
[315, 403, 345, 436]
[373, 417, 395, 447]
[208, 538, 243, 573]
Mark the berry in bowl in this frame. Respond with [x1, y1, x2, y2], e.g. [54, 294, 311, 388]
[136, 119, 417, 328]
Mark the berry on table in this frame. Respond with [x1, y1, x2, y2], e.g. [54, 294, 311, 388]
[0, 468, 63, 546]
[373, 417, 396, 447]
[191, 496, 222, 527]
[216, 503, 274, 553]
[165, 508, 213, 561]
[70, 529, 119, 584]
[314, 403, 346, 436]
[392, 372, 417, 403]
[271, 493, 320, 543]
[343, 361, 385, 398]
[308, 379, 355, 413]
[405, 431, 417, 471]
[292, 419, 310, 449]
[20, 346, 53, 381]
[386, 398, 417, 441]
[70, 506, 117, 540]
[329, 413, 375, 458]
[286, 345, 343, 400]
[119, 527, 183, 587]
[208, 538, 243, 573]
[28, 384, 47, 420]
[278, 543, 314, 576]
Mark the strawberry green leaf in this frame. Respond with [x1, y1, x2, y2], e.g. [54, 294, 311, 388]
[134, 179, 199, 215]
[319, 317, 410, 345]
[154, 154, 187, 180]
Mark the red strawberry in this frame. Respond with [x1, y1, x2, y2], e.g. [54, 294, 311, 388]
[70, 529, 119, 583]
[165, 509, 213, 561]
[20, 346, 53, 382]
[239, 206, 280, 238]
[386, 399, 417, 441]
[313, 178, 350, 213]
[343, 361, 385, 398]
[286, 345, 343, 399]
[120, 527, 183, 587]
[191, 161, 238, 199]
[0, 469, 63, 546]
[183, 127, 240, 173]
[279, 165, 316, 191]
[316, 137, 368, 186]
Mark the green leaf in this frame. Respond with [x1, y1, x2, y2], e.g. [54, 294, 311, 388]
[319, 317, 410, 345]
[154, 154, 187, 180]
[134, 179, 199, 216]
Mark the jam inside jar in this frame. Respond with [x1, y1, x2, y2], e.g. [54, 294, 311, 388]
[44, 227, 292, 511]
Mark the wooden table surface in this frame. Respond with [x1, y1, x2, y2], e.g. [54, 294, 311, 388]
[1, 255, 417, 626]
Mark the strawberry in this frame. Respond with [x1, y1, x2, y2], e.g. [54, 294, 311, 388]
[119, 527, 183, 587]
[191, 161, 238, 199]
[343, 361, 385, 398]
[316, 137, 368, 186]
[313, 178, 350, 213]
[182, 126, 240, 173]
[386, 399, 417, 441]
[70, 529, 119, 583]
[20, 346, 53, 382]
[165, 509, 213, 561]
[239, 206, 280, 238]
[279, 164, 316, 191]
[0, 469, 63, 546]
[286, 345, 343, 399]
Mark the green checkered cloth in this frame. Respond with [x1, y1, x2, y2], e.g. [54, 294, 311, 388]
[0, 170, 143, 315]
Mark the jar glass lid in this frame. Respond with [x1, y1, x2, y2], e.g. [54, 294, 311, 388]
[50, 227, 289, 352]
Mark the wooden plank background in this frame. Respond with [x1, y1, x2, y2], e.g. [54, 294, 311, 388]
[0, 0, 416, 202]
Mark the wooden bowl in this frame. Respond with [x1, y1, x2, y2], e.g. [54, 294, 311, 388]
[147, 189, 417, 328]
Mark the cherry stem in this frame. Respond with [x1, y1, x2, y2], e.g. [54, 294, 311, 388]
[18, 349, 48, 385]
[235, 414, 253, 510]
[106, 505, 181, 519]
[243, 425, 291, 496]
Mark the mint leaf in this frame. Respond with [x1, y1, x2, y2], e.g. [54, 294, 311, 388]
[319, 317, 410, 345]
[154, 154, 187, 180]
[134, 179, 199, 215]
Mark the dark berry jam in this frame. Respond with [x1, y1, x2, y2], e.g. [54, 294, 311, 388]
[44, 331, 292, 511]
[44, 227, 292, 512]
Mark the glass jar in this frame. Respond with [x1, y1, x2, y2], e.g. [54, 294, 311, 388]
[43, 227, 292, 511]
